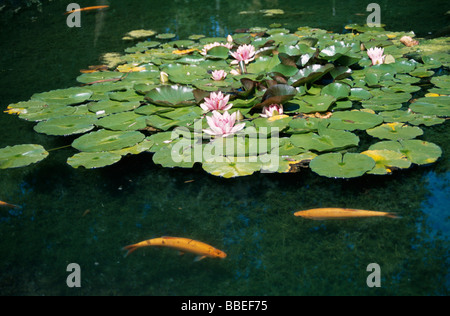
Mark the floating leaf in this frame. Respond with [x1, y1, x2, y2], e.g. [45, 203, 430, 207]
[0, 144, 49, 169]
[34, 115, 97, 136]
[202, 156, 262, 178]
[310, 153, 375, 178]
[145, 85, 196, 107]
[67, 152, 122, 169]
[361, 149, 411, 174]
[290, 95, 336, 114]
[366, 123, 423, 140]
[288, 64, 334, 86]
[88, 100, 141, 115]
[290, 128, 359, 152]
[72, 129, 145, 152]
[369, 140, 442, 165]
[96, 112, 149, 131]
[31, 87, 93, 106]
[321, 82, 351, 100]
[409, 96, 450, 117]
[326, 111, 383, 131]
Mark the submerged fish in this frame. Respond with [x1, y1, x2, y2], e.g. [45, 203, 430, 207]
[294, 208, 398, 220]
[122, 236, 227, 261]
[0, 200, 21, 209]
[65, 5, 109, 15]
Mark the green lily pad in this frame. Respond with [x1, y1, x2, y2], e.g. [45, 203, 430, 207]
[152, 136, 203, 168]
[310, 152, 375, 178]
[369, 140, 442, 165]
[67, 152, 122, 169]
[96, 112, 149, 131]
[156, 33, 176, 40]
[326, 110, 383, 131]
[349, 88, 373, 101]
[409, 96, 450, 117]
[290, 128, 359, 152]
[202, 156, 262, 178]
[287, 117, 321, 133]
[288, 64, 334, 86]
[145, 85, 196, 107]
[161, 64, 207, 84]
[290, 95, 336, 114]
[34, 115, 97, 136]
[321, 82, 351, 100]
[366, 123, 423, 140]
[361, 149, 411, 174]
[0, 144, 49, 169]
[361, 91, 412, 111]
[76, 71, 124, 84]
[110, 138, 154, 156]
[88, 100, 141, 115]
[18, 105, 77, 122]
[72, 129, 145, 152]
[31, 87, 93, 106]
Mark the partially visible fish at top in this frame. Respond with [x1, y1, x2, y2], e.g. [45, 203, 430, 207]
[65, 5, 109, 15]
[294, 208, 399, 220]
[0, 200, 21, 209]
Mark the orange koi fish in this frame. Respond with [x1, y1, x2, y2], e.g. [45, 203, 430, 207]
[294, 208, 399, 220]
[0, 200, 21, 209]
[65, 5, 109, 15]
[122, 236, 227, 261]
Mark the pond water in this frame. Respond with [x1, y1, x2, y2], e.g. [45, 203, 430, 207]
[0, 0, 448, 296]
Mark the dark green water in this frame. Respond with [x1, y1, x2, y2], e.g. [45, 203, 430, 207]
[0, 0, 448, 296]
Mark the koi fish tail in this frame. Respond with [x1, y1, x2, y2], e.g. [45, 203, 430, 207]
[385, 212, 401, 219]
[122, 244, 140, 257]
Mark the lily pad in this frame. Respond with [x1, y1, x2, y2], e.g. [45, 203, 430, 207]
[369, 140, 442, 165]
[321, 82, 351, 100]
[310, 152, 375, 178]
[290, 95, 336, 114]
[145, 85, 196, 107]
[366, 123, 423, 140]
[0, 144, 49, 169]
[96, 112, 149, 131]
[34, 115, 97, 136]
[72, 129, 145, 152]
[288, 64, 334, 86]
[67, 152, 122, 169]
[202, 156, 262, 178]
[31, 87, 93, 106]
[409, 96, 450, 117]
[88, 100, 141, 115]
[290, 128, 359, 152]
[326, 111, 383, 131]
[361, 149, 411, 174]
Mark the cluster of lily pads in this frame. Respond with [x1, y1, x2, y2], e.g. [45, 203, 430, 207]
[1, 25, 449, 178]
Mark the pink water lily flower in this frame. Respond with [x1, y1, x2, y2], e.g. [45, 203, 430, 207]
[230, 44, 256, 64]
[200, 91, 232, 112]
[211, 70, 227, 81]
[367, 47, 385, 65]
[260, 104, 284, 118]
[201, 42, 234, 56]
[204, 111, 246, 137]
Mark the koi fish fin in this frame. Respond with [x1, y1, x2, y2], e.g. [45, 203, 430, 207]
[385, 212, 401, 219]
[178, 251, 185, 256]
[122, 244, 140, 258]
[194, 255, 207, 262]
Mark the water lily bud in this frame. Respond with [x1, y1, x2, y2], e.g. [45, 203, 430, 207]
[235, 110, 244, 121]
[160, 71, 169, 84]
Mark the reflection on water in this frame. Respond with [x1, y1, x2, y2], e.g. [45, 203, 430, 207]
[0, 0, 449, 295]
